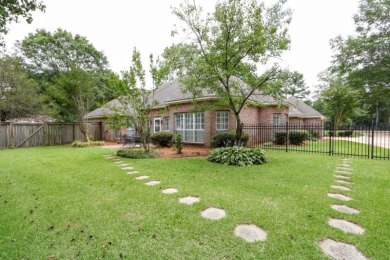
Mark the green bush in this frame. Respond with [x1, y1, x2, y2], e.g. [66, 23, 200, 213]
[71, 140, 105, 147]
[210, 131, 249, 148]
[207, 146, 267, 166]
[288, 130, 308, 145]
[174, 134, 183, 154]
[338, 130, 353, 137]
[307, 129, 320, 140]
[117, 149, 158, 159]
[150, 132, 173, 147]
[274, 132, 287, 145]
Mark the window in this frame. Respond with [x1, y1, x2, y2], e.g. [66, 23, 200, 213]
[272, 113, 281, 126]
[216, 111, 229, 132]
[154, 118, 161, 133]
[175, 113, 204, 143]
[163, 116, 170, 131]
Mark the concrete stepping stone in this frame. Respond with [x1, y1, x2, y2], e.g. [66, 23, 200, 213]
[162, 188, 178, 194]
[179, 196, 200, 205]
[113, 161, 123, 164]
[328, 218, 364, 235]
[336, 167, 352, 171]
[334, 175, 350, 180]
[331, 205, 360, 214]
[335, 170, 352, 175]
[328, 193, 353, 201]
[112, 159, 121, 161]
[127, 171, 139, 175]
[201, 207, 226, 220]
[320, 238, 367, 260]
[339, 163, 351, 167]
[135, 175, 149, 180]
[118, 164, 129, 167]
[234, 224, 267, 242]
[121, 167, 133, 170]
[331, 185, 351, 191]
[336, 180, 352, 185]
[145, 180, 161, 186]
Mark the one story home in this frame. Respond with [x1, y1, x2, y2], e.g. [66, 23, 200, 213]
[85, 79, 324, 146]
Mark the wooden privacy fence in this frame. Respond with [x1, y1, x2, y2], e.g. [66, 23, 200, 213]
[0, 122, 102, 149]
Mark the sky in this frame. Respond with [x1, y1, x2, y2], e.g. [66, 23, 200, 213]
[4, 0, 359, 94]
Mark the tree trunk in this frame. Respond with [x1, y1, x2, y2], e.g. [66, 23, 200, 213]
[234, 113, 243, 146]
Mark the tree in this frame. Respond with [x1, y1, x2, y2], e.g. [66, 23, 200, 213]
[330, 0, 390, 125]
[171, 0, 291, 143]
[17, 28, 115, 121]
[109, 48, 164, 151]
[0, 55, 45, 121]
[0, 0, 45, 46]
[280, 70, 310, 99]
[316, 72, 363, 128]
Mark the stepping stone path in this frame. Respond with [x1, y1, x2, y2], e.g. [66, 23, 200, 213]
[320, 239, 367, 260]
[234, 224, 267, 242]
[331, 204, 360, 214]
[114, 161, 123, 164]
[179, 196, 200, 205]
[121, 167, 133, 170]
[201, 207, 226, 220]
[127, 171, 139, 174]
[328, 218, 365, 235]
[118, 164, 129, 167]
[327, 193, 353, 201]
[162, 188, 178, 194]
[145, 180, 161, 186]
[320, 159, 367, 259]
[136, 175, 149, 180]
[331, 185, 351, 191]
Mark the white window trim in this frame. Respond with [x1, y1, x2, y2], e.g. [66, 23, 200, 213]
[154, 117, 161, 133]
[216, 111, 229, 131]
[175, 113, 204, 143]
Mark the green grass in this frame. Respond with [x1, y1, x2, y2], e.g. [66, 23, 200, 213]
[0, 146, 389, 259]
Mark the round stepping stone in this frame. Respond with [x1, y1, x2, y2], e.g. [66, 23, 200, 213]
[328, 193, 353, 201]
[339, 163, 351, 167]
[179, 196, 200, 205]
[112, 159, 121, 161]
[127, 171, 139, 174]
[121, 167, 133, 170]
[113, 161, 123, 164]
[118, 164, 129, 167]
[336, 180, 352, 185]
[234, 224, 267, 242]
[331, 205, 360, 214]
[331, 185, 351, 191]
[135, 175, 149, 180]
[201, 207, 226, 220]
[336, 167, 352, 171]
[145, 180, 161, 186]
[328, 218, 365, 235]
[162, 188, 178, 194]
[320, 238, 367, 260]
[334, 175, 350, 180]
[335, 171, 352, 175]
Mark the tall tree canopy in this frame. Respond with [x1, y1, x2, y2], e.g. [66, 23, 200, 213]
[330, 0, 390, 125]
[0, 0, 45, 46]
[0, 55, 45, 121]
[280, 70, 309, 99]
[16, 28, 115, 122]
[171, 0, 291, 142]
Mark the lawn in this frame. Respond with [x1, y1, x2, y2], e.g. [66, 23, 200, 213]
[0, 146, 389, 259]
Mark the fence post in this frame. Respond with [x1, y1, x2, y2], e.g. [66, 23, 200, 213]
[285, 122, 288, 152]
[9, 123, 14, 149]
[329, 121, 333, 156]
[371, 121, 375, 159]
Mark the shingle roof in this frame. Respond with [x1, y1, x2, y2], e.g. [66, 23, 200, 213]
[287, 96, 324, 118]
[85, 99, 122, 119]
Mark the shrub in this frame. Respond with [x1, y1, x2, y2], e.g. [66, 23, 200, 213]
[174, 134, 183, 154]
[288, 130, 308, 145]
[207, 146, 267, 166]
[307, 129, 320, 140]
[150, 132, 173, 147]
[117, 149, 158, 159]
[274, 132, 287, 145]
[210, 131, 249, 148]
[338, 130, 353, 137]
[71, 140, 105, 147]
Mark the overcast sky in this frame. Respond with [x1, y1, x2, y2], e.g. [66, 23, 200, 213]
[4, 0, 359, 93]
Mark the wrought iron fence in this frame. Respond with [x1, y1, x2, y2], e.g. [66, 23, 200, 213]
[243, 122, 390, 160]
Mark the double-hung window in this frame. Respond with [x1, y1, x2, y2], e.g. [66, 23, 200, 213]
[175, 113, 204, 143]
[154, 118, 161, 133]
[163, 116, 170, 131]
[216, 111, 229, 133]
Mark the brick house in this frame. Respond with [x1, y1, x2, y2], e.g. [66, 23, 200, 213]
[86, 79, 323, 146]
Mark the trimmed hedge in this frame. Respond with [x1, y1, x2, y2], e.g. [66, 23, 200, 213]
[274, 132, 287, 145]
[210, 131, 249, 148]
[207, 146, 267, 166]
[288, 130, 308, 145]
[150, 131, 173, 147]
[117, 149, 158, 159]
[338, 130, 353, 137]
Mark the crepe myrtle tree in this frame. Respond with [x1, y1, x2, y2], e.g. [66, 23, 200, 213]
[171, 0, 292, 144]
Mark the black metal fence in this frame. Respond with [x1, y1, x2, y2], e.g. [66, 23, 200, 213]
[243, 123, 390, 160]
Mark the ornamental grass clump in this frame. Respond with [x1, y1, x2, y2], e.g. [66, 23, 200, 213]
[71, 140, 105, 147]
[207, 146, 267, 166]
